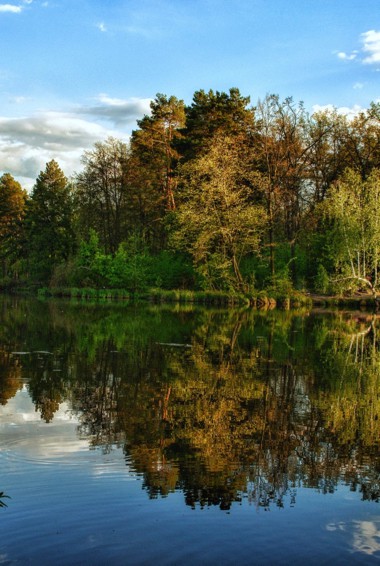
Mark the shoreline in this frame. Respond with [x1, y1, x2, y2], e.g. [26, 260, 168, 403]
[1, 287, 378, 310]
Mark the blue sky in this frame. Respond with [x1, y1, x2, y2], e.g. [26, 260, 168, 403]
[0, 0, 379, 187]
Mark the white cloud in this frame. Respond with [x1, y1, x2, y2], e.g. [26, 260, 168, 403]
[312, 103, 364, 120]
[337, 30, 380, 66]
[0, 112, 125, 189]
[337, 51, 357, 61]
[0, 97, 151, 189]
[361, 30, 380, 64]
[96, 22, 107, 32]
[353, 82, 364, 90]
[0, 0, 32, 12]
[98, 94, 143, 107]
[0, 4, 22, 12]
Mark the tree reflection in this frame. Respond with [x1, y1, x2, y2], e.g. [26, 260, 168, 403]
[0, 349, 22, 404]
[1, 297, 380, 511]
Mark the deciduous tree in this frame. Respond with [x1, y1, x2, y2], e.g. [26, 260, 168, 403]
[256, 95, 331, 284]
[174, 135, 267, 291]
[0, 173, 27, 279]
[75, 137, 131, 254]
[325, 168, 380, 301]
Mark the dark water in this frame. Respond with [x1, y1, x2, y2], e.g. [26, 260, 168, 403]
[1, 296, 380, 564]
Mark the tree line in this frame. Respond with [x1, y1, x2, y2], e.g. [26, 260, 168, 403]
[1, 88, 380, 296]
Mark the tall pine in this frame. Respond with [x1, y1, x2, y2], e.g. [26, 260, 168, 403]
[26, 160, 76, 283]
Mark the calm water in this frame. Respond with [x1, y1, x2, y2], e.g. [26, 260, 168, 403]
[1, 296, 380, 565]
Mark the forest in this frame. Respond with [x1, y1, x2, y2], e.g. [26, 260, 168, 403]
[1, 88, 380, 299]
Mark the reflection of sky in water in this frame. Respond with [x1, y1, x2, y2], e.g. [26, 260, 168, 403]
[0, 388, 135, 479]
[0, 387, 88, 459]
[1, 385, 73, 423]
[326, 519, 380, 558]
[353, 521, 380, 556]
[1, 390, 380, 562]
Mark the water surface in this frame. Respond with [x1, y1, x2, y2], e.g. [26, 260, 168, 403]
[0, 297, 380, 564]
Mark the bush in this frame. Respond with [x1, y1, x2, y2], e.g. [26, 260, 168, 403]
[148, 251, 196, 289]
[314, 264, 330, 294]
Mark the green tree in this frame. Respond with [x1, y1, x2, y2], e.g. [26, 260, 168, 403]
[26, 160, 76, 283]
[131, 94, 185, 211]
[324, 168, 380, 299]
[180, 87, 255, 161]
[174, 135, 267, 291]
[0, 173, 27, 280]
[255, 95, 315, 283]
[130, 94, 186, 250]
[75, 137, 132, 254]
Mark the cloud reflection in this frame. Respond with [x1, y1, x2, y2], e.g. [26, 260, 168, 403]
[352, 521, 380, 556]
[0, 388, 88, 460]
[326, 520, 380, 557]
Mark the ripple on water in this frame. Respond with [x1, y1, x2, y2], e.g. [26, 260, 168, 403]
[0, 393, 135, 478]
[0, 432, 139, 479]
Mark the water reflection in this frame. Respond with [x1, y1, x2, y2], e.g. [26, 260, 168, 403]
[1, 296, 380, 512]
[352, 521, 380, 556]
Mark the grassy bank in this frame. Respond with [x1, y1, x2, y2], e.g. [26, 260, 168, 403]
[8, 284, 379, 310]
[35, 286, 313, 308]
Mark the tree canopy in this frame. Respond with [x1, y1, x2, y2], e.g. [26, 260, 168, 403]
[0, 88, 379, 297]
[25, 160, 76, 282]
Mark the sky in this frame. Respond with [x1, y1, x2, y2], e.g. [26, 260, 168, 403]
[0, 0, 379, 189]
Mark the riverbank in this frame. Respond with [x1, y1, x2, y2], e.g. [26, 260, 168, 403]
[34, 286, 312, 308]
[3, 285, 378, 310]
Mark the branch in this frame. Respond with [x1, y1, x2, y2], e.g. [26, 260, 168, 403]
[331, 275, 377, 298]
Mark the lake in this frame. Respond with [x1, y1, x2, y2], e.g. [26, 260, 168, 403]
[0, 296, 380, 564]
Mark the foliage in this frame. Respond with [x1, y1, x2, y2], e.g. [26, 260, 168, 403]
[74, 137, 131, 254]
[1, 90, 380, 298]
[130, 94, 186, 249]
[25, 160, 76, 284]
[71, 231, 151, 292]
[324, 168, 380, 296]
[0, 173, 27, 280]
[147, 250, 196, 289]
[255, 95, 313, 281]
[314, 264, 330, 294]
[174, 134, 267, 291]
[179, 87, 255, 160]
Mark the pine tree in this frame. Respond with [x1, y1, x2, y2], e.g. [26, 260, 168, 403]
[26, 160, 76, 283]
